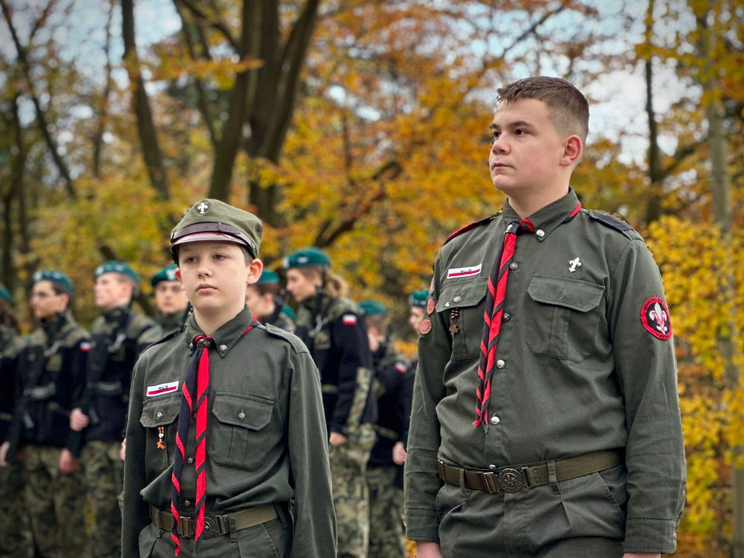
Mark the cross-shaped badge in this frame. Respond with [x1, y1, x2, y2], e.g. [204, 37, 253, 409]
[197, 202, 209, 215]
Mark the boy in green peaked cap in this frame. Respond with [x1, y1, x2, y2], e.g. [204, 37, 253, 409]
[122, 199, 336, 558]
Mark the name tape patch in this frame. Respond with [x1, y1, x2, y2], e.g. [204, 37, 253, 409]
[447, 263, 482, 279]
[146, 381, 179, 397]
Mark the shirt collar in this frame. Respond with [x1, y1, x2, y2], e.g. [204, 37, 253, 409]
[184, 306, 255, 358]
[502, 187, 581, 242]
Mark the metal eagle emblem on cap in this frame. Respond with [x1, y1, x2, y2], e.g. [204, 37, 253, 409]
[197, 202, 209, 215]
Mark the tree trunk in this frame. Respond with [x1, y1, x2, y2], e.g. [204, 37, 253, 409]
[696, 3, 742, 555]
[121, 0, 170, 200]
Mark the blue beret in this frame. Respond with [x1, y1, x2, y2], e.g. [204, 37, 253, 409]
[408, 289, 429, 308]
[283, 247, 331, 269]
[359, 300, 387, 316]
[95, 261, 139, 283]
[32, 270, 74, 294]
[151, 264, 179, 287]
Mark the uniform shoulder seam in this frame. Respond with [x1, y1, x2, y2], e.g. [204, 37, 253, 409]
[260, 323, 310, 355]
[444, 214, 499, 246]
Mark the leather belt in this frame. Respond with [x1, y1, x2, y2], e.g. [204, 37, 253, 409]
[150, 504, 277, 539]
[438, 449, 623, 494]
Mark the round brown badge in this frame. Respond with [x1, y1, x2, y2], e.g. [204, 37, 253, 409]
[426, 298, 435, 315]
[420, 318, 433, 335]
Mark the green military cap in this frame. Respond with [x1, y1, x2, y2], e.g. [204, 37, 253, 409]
[256, 270, 280, 285]
[409, 289, 428, 308]
[359, 300, 387, 316]
[281, 305, 296, 320]
[151, 264, 179, 287]
[170, 199, 262, 262]
[32, 270, 74, 294]
[282, 247, 331, 269]
[95, 261, 140, 283]
[0, 285, 12, 304]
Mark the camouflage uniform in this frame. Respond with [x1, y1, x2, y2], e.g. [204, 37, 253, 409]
[295, 295, 377, 558]
[267, 304, 296, 333]
[367, 342, 412, 558]
[78, 306, 155, 558]
[0, 325, 32, 558]
[5, 312, 91, 558]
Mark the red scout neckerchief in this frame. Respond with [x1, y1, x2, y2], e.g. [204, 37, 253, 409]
[171, 323, 257, 555]
[474, 203, 581, 429]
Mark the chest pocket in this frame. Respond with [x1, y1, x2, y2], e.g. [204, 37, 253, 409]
[435, 277, 488, 360]
[526, 276, 605, 362]
[210, 393, 274, 471]
[140, 396, 180, 473]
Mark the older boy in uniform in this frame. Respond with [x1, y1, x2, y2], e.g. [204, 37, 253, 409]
[122, 199, 335, 558]
[405, 77, 686, 558]
[145, 264, 190, 341]
[70, 261, 156, 558]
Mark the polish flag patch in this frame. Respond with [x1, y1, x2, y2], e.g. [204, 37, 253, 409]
[342, 314, 358, 326]
[80, 342, 91, 353]
[146, 381, 179, 397]
[395, 362, 407, 374]
[447, 263, 482, 279]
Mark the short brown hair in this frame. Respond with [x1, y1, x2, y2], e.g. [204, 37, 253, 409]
[247, 282, 280, 297]
[497, 76, 589, 146]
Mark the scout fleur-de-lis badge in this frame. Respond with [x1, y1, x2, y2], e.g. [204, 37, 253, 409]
[569, 257, 581, 273]
[197, 201, 209, 215]
[641, 297, 673, 340]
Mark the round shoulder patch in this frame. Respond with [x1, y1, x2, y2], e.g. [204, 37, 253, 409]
[426, 298, 435, 315]
[420, 319, 432, 335]
[641, 298, 672, 340]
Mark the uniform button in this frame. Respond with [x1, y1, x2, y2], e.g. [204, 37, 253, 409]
[445, 302, 450, 308]
[189, 343, 194, 350]
[219, 344, 228, 352]
[184, 500, 192, 507]
[536, 230, 545, 238]
[496, 359, 505, 369]
[490, 416, 500, 426]
[186, 457, 194, 465]
[453, 296, 462, 303]
[509, 262, 519, 271]
[238, 412, 246, 420]
[192, 413, 197, 421]
[503, 312, 511, 322]
[156, 412, 163, 420]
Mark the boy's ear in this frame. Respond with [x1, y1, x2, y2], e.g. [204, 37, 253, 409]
[175, 268, 183, 285]
[561, 135, 583, 167]
[247, 258, 264, 286]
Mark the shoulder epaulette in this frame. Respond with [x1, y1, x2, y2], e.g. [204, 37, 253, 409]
[587, 210, 635, 233]
[444, 212, 500, 245]
[261, 323, 310, 354]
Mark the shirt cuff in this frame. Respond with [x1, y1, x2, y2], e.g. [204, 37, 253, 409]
[405, 508, 440, 543]
[624, 518, 678, 554]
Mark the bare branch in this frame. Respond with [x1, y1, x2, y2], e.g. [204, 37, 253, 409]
[175, 0, 239, 52]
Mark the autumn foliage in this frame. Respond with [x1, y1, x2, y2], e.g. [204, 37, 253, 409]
[1, 0, 744, 555]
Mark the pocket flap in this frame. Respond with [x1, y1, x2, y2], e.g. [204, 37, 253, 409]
[527, 276, 604, 313]
[140, 397, 180, 428]
[435, 277, 489, 312]
[212, 393, 274, 431]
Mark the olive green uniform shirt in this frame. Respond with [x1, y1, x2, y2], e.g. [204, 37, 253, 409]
[122, 307, 336, 558]
[404, 189, 686, 554]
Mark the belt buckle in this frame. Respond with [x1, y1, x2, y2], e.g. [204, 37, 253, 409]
[202, 516, 218, 539]
[480, 472, 499, 494]
[497, 467, 525, 493]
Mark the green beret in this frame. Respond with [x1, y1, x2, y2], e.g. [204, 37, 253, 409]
[0, 285, 12, 304]
[95, 261, 139, 283]
[408, 289, 429, 308]
[32, 270, 74, 294]
[280, 305, 296, 320]
[171, 199, 262, 263]
[151, 264, 179, 287]
[282, 247, 330, 269]
[256, 270, 280, 285]
[359, 300, 387, 316]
